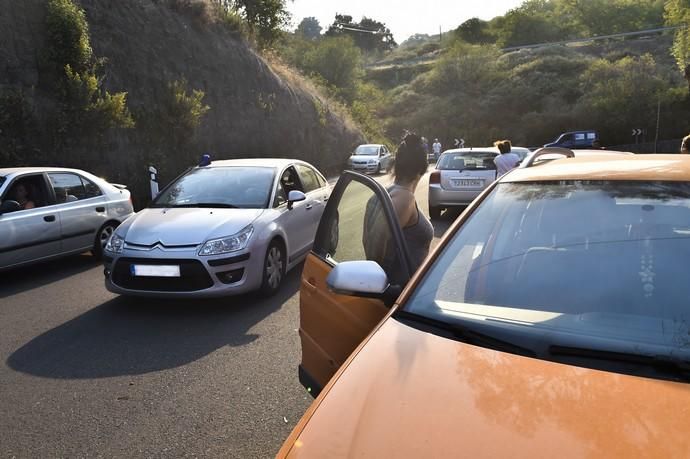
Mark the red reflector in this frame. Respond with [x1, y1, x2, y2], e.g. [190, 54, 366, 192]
[429, 171, 440, 184]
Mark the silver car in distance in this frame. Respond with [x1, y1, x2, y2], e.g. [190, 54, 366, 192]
[0, 167, 134, 270]
[103, 158, 331, 298]
[347, 144, 394, 174]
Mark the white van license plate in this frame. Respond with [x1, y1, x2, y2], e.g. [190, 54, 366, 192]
[452, 179, 483, 188]
[131, 265, 181, 277]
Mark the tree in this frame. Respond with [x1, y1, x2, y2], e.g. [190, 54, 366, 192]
[455, 18, 493, 44]
[302, 36, 363, 100]
[216, 0, 290, 47]
[326, 14, 397, 53]
[664, 0, 690, 89]
[296, 17, 322, 40]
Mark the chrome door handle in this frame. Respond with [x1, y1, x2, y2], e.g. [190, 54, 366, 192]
[305, 204, 313, 210]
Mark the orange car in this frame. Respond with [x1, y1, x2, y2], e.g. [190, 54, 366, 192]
[280, 154, 690, 458]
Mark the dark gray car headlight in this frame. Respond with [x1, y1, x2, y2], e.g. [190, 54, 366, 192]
[105, 233, 125, 254]
[199, 225, 254, 256]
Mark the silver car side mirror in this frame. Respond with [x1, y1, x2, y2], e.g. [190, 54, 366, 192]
[327, 260, 389, 297]
[287, 190, 306, 210]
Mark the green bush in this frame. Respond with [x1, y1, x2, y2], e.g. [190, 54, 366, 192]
[45, 0, 92, 77]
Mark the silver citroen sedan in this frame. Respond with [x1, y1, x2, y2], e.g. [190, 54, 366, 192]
[103, 158, 330, 298]
[0, 167, 134, 270]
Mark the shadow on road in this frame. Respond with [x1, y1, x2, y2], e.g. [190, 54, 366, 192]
[0, 254, 99, 299]
[431, 207, 465, 239]
[7, 263, 302, 379]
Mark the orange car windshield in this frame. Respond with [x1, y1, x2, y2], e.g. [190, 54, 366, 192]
[403, 180, 690, 376]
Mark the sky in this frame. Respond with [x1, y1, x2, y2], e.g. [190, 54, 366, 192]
[286, 0, 525, 44]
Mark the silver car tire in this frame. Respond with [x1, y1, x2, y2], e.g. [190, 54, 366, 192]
[260, 240, 285, 296]
[93, 221, 117, 259]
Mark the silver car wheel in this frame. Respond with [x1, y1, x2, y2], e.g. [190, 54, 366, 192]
[266, 246, 284, 289]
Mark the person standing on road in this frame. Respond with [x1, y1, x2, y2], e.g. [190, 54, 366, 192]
[364, 133, 433, 279]
[432, 138, 442, 160]
[493, 140, 520, 176]
[681, 134, 690, 154]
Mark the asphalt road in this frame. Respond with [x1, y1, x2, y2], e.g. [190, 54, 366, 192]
[0, 170, 458, 458]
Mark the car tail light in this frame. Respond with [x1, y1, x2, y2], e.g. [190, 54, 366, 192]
[429, 171, 440, 184]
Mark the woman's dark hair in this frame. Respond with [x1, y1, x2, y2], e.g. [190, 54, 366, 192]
[494, 139, 512, 154]
[394, 133, 427, 183]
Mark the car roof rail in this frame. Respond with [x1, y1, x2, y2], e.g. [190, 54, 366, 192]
[523, 147, 575, 168]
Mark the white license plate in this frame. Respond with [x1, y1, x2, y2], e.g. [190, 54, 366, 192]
[452, 179, 483, 188]
[131, 264, 181, 277]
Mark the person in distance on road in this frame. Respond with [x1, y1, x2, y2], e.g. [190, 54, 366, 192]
[363, 133, 433, 281]
[493, 139, 520, 177]
[432, 138, 442, 160]
[681, 134, 690, 154]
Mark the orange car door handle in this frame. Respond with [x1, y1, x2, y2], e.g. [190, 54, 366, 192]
[304, 277, 317, 292]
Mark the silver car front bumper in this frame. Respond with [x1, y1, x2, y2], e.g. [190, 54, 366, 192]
[349, 162, 379, 174]
[103, 245, 264, 298]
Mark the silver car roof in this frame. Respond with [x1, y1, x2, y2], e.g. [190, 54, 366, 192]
[205, 158, 310, 169]
[0, 166, 95, 177]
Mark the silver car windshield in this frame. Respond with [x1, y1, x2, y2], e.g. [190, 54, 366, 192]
[355, 146, 379, 156]
[437, 151, 496, 170]
[0, 176, 5, 189]
[404, 181, 690, 363]
[152, 166, 275, 209]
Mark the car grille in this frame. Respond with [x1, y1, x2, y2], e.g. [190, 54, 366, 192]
[112, 258, 214, 292]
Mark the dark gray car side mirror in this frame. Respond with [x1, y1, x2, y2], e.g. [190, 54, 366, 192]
[0, 200, 22, 215]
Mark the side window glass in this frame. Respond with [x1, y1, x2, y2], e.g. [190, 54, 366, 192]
[274, 181, 287, 208]
[315, 171, 327, 188]
[280, 167, 304, 195]
[48, 173, 86, 203]
[314, 179, 406, 285]
[575, 133, 586, 141]
[296, 165, 319, 193]
[81, 176, 102, 198]
[3, 176, 47, 211]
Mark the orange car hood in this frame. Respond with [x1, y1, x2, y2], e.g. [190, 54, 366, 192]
[281, 318, 690, 458]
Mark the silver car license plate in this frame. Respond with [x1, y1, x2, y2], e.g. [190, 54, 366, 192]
[452, 179, 483, 188]
[131, 264, 181, 277]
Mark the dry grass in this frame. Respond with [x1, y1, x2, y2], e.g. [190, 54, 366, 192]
[262, 50, 361, 134]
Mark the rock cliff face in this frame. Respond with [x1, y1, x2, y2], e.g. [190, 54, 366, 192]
[0, 0, 364, 198]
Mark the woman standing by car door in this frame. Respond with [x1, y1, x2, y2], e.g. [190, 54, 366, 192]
[364, 133, 433, 277]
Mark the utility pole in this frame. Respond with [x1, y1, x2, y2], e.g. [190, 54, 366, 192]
[439, 26, 442, 44]
[654, 93, 661, 153]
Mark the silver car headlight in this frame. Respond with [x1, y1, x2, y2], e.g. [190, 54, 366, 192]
[105, 233, 125, 254]
[199, 225, 254, 256]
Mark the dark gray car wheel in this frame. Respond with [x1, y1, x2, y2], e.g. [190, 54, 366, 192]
[260, 240, 285, 296]
[93, 222, 117, 259]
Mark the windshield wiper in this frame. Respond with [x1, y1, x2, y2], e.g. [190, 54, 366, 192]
[549, 345, 690, 379]
[395, 310, 536, 357]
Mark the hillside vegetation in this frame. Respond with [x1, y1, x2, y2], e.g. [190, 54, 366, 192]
[281, 0, 689, 149]
[0, 0, 364, 204]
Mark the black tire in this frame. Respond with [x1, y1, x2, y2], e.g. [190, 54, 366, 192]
[260, 240, 286, 297]
[93, 221, 118, 259]
[428, 203, 442, 220]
